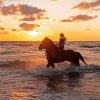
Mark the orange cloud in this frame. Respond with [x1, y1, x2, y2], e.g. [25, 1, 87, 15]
[11, 29, 19, 32]
[20, 16, 36, 21]
[0, 4, 17, 15]
[0, 0, 3, 4]
[0, 4, 45, 16]
[20, 14, 49, 22]
[19, 23, 40, 31]
[86, 28, 91, 31]
[18, 4, 45, 15]
[60, 14, 97, 22]
[73, 0, 100, 10]
[0, 26, 5, 30]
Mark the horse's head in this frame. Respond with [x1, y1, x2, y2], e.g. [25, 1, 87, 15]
[39, 37, 51, 50]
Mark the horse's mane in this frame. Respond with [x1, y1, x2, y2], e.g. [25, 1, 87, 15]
[47, 38, 56, 47]
[48, 38, 54, 44]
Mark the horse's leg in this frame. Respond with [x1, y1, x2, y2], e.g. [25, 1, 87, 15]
[47, 61, 55, 67]
[47, 62, 55, 68]
[51, 63, 55, 68]
[74, 58, 80, 66]
[47, 64, 50, 67]
[47, 61, 51, 68]
[71, 55, 80, 66]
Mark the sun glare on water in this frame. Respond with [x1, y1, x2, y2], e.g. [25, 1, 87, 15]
[28, 30, 39, 37]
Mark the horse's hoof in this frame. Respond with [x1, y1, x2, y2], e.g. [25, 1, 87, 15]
[47, 65, 49, 68]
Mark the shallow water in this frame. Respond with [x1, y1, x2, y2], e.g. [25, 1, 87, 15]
[0, 41, 100, 100]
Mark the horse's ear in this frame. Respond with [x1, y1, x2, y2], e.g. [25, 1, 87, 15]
[47, 36, 49, 39]
[45, 36, 49, 39]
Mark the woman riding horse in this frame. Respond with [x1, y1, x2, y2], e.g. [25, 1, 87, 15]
[39, 37, 87, 68]
[58, 33, 67, 60]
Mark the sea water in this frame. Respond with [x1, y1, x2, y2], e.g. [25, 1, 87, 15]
[0, 41, 100, 100]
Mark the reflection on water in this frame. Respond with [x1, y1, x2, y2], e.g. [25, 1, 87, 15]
[47, 75, 64, 92]
[0, 67, 100, 100]
[67, 75, 81, 87]
[46, 73, 82, 92]
[10, 91, 32, 100]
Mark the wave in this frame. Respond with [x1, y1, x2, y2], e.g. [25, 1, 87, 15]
[80, 45, 100, 48]
[0, 41, 39, 47]
[0, 60, 26, 69]
[66, 64, 100, 73]
[0, 60, 100, 76]
[24, 64, 100, 77]
[0, 51, 18, 55]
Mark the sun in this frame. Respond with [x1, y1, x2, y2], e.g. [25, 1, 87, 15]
[28, 30, 39, 37]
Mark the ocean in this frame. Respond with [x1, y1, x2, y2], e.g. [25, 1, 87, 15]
[0, 41, 100, 100]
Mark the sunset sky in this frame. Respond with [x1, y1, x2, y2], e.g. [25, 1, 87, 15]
[0, 0, 100, 41]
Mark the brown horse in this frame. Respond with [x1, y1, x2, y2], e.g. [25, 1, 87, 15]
[39, 37, 87, 68]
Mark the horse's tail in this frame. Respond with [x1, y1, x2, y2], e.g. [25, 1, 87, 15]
[76, 52, 87, 65]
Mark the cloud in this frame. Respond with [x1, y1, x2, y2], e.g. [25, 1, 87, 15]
[92, 8, 100, 11]
[60, 14, 97, 22]
[19, 23, 40, 31]
[0, 26, 5, 30]
[0, 4, 45, 16]
[86, 28, 91, 31]
[0, 4, 17, 15]
[60, 19, 73, 22]
[20, 16, 36, 21]
[73, 0, 100, 10]
[18, 4, 45, 15]
[36, 13, 49, 20]
[11, 29, 19, 32]
[0, 0, 3, 4]
[20, 15, 49, 21]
